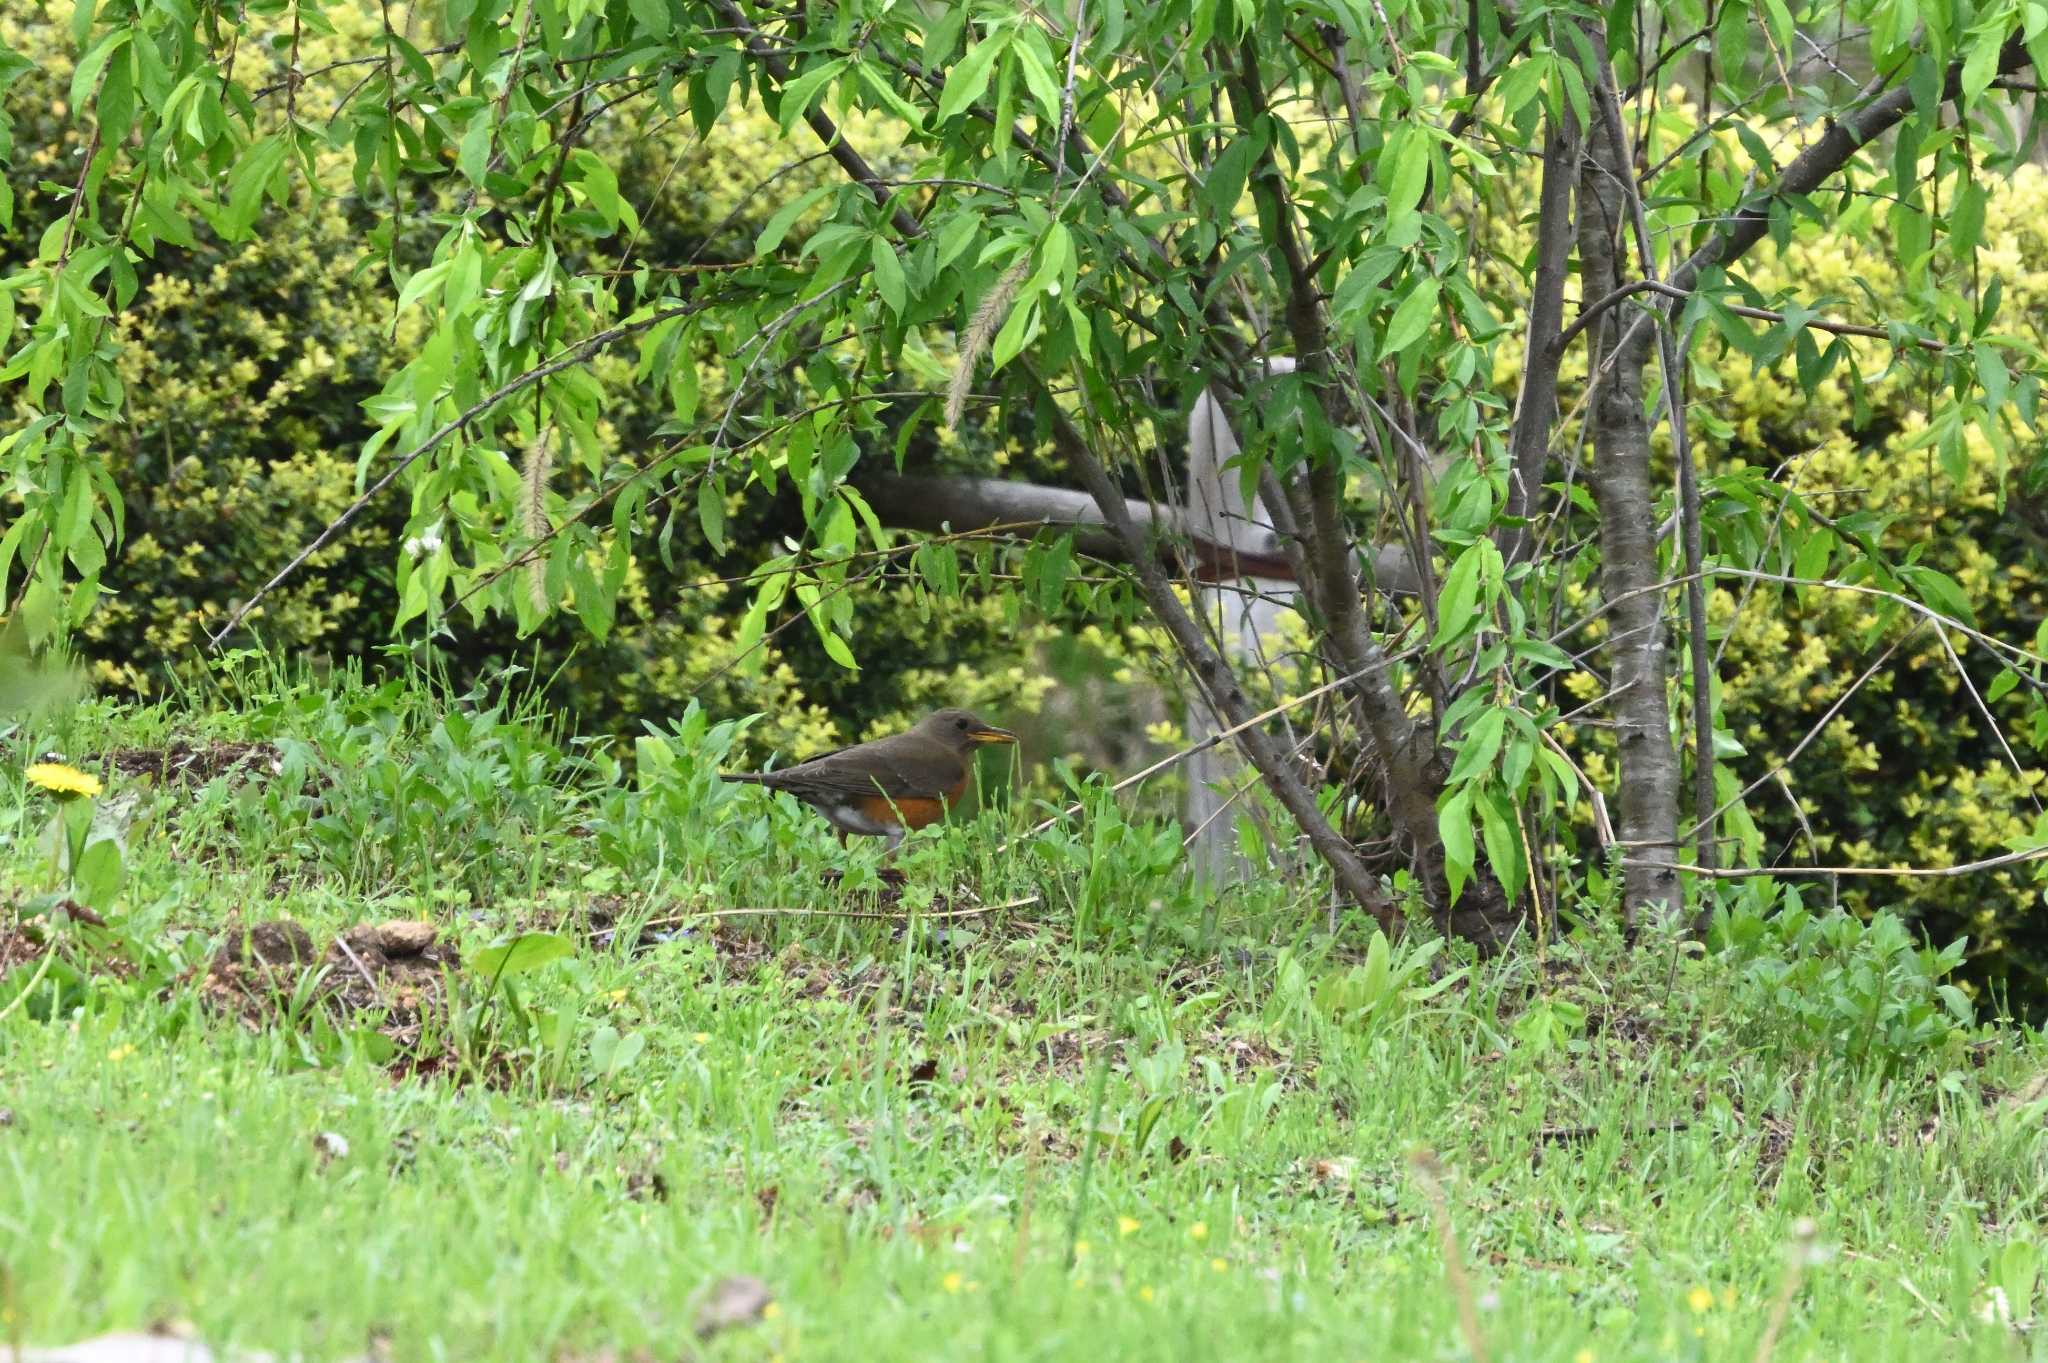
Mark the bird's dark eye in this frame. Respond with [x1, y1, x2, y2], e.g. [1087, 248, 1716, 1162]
[956, 717, 969, 730]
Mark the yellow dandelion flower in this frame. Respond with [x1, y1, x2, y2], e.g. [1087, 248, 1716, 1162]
[1575, 1351, 1594, 1363]
[942, 1272, 964, 1294]
[1687, 1285, 1714, 1314]
[1073, 1240, 1091, 1258]
[1189, 1220, 1208, 1241]
[107, 1043, 136, 1062]
[692, 1031, 711, 1044]
[1118, 1216, 1140, 1237]
[1210, 1257, 1229, 1273]
[26, 763, 101, 800]
[761, 1302, 782, 1320]
[1138, 1285, 1155, 1303]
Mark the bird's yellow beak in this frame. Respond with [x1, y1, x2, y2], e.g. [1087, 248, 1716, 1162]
[969, 726, 1018, 746]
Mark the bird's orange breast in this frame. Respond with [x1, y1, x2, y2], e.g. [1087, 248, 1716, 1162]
[855, 776, 965, 831]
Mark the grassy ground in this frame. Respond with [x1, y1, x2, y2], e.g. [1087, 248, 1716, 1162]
[3, 663, 2047, 1362]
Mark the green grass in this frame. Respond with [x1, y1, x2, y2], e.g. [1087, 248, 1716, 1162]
[3, 662, 2047, 1362]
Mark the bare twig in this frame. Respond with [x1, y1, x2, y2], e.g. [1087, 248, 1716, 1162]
[1644, 844, 2048, 880]
[603, 893, 1041, 937]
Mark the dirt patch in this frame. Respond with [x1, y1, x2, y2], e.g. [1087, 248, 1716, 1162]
[105, 739, 286, 787]
[203, 917, 459, 1049]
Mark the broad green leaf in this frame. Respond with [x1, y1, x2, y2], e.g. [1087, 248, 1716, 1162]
[1432, 540, 1484, 648]
[470, 932, 575, 979]
[937, 33, 1008, 122]
[871, 236, 907, 315]
[69, 27, 131, 110]
[395, 258, 452, 315]
[1437, 787, 1474, 905]
[776, 58, 849, 132]
[1478, 788, 1525, 902]
[224, 134, 290, 240]
[1449, 707, 1506, 784]
[990, 296, 1039, 371]
[1383, 129, 1429, 224]
[1383, 277, 1440, 356]
[697, 477, 726, 554]
[756, 186, 834, 255]
[1897, 564, 1977, 627]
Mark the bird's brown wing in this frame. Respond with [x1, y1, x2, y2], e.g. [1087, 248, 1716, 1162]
[754, 732, 964, 801]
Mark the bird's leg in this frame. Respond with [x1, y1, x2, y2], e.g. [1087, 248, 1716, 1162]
[877, 827, 908, 886]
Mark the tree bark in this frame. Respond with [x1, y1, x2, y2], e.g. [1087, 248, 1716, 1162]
[1501, 111, 1580, 566]
[1576, 36, 1682, 925]
[858, 471, 1423, 593]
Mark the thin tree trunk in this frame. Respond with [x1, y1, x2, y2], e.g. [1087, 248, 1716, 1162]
[1577, 42, 1683, 926]
[1035, 376, 1402, 932]
[1502, 111, 1580, 566]
[1220, 35, 1520, 948]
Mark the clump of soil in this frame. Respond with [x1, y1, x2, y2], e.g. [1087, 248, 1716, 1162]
[204, 917, 459, 1048]
[105, 739, 286, 787]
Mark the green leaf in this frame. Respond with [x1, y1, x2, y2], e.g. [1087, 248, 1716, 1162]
[1383, 277, 1440, 356]
[1432, 539, 1483, 648]
[1449, 707, 1506, 784]
[395, 258, 452, 315]
[628, 0, 673, 37]
[756, 186, 834, 256]
[1204, 132, 1258, 219]
[1382, 129, 1429, 225]
[1987, 668, 2020, 703]
[990, 296, 1039, 371]
[1961, 19, 2011, 106]
[819, 625, 859, 671]
[470, 932, 575, 979]
[224, 134, 290, 239]
[937, 33, 1007, 122]
[1010, 29, 1063, 123]
[871, 236, 907, 315]
[70, 27, 131, 110]
[776, 58, 849, 132]
[458, 111, 493, 186]
[1897, 564, 1977, 627]
[1478, 789, 1524, 902]
[73, 836, 123, 909]
[697, 477, 727, 554]
[1437, 788, 1474, 905]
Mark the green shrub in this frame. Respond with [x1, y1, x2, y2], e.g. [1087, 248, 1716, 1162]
[1707, 888, 1977, 1072]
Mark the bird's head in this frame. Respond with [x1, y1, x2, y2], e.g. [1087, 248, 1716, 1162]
[918, 707, 1019, 754]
